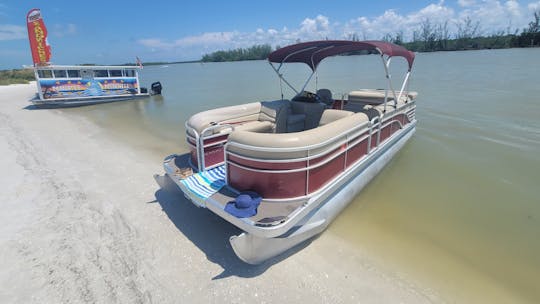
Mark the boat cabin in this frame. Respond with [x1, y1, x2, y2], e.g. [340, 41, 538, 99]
[32, 65, 145, 101]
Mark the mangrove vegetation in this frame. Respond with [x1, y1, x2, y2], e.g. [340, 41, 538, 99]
[201, 11, 540, 62]
[0, 69, 35, 86]
[201, 44, 273, 62]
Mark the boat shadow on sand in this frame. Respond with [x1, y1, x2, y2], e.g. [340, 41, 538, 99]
[152, 174, 312, 280]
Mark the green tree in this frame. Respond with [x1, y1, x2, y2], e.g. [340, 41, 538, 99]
[201, 44, 273, 62]
[511, 10, 540, 47]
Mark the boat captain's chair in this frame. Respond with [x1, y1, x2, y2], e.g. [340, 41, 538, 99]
[316, 89, 333, 106]
[289, 100, 326, 132]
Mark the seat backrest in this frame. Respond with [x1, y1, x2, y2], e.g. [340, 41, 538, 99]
[291, 101, 326, 130]
[259, 99, 290, 133]
[317, 89, 333, 105]
[318, 109, 354, 126]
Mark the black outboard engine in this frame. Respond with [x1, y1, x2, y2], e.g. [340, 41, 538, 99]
[151, 81, 162, 95]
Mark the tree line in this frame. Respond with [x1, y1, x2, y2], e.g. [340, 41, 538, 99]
[201, 11, 540, 62]
[201, 44, 273, 62]
[0, 69, 35, 85]
[375, 11, 540, 52]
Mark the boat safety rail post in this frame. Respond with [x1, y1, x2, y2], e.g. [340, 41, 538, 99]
[367, 115, 383, 154]
[305, 149, 310, 195]
[197, 123, 234, 171]
[185, 121, 203, 171]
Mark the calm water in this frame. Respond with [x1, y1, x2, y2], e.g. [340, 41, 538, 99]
[62, 48, 540, 303]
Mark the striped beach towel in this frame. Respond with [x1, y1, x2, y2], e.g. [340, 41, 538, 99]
[180, 166, 226, 202]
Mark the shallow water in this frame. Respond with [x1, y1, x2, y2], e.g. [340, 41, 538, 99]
[61, 48, 540, 303]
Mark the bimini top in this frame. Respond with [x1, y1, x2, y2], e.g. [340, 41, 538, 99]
[268, 40, 415, 71]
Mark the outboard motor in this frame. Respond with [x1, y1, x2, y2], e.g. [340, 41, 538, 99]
[151, 81, 162, 95]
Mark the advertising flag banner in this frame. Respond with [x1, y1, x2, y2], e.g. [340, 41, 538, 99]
[26, 9, 52, 65]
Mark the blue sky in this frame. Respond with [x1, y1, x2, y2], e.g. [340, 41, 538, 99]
[1, 0, 539, 69]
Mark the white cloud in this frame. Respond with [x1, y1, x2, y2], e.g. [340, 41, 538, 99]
[138, 38, 175, 50]
[52, 23, 77, 37]
[0, 24, 26, 40]
[345, 0, 533, 39]
[458, 0, 476, 7]
[138, 31, 237, 51]
[299, 15, 331, 38]
[529, 1, 540, 11]
[175, 31, 235, 47]
[411, 2, 455, 23]
[137, 1, 539, 58]
[456, 0, 528, 34]
[344, 3, 455, 41]
[344, 10, 406, 40]
[506, 0, 521, 16]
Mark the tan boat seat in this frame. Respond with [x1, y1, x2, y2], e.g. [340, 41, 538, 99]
[233, 120, 274, 133]
[318, 109, 354, 126]
[348, 90, 417, 104]
[228, 112, 370, 160]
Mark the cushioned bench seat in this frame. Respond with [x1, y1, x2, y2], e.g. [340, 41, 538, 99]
[348, 89, 417, 104]
[232, 120, 274, 133]
[227, 112, 370, 160]
[318, 109, 354, 126]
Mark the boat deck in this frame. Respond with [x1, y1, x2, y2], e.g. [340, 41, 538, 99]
[166, 153, 307, 227]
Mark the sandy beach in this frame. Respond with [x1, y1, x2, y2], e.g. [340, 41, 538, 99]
[0, 83, 441, 303]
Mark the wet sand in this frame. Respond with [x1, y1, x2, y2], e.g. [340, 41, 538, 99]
[0, 83, 441, 303]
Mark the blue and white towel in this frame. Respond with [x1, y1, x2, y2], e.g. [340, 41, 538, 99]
[180, 166, 226, 200]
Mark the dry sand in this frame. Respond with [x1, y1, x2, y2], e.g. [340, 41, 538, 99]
[0, 83, 442, 303]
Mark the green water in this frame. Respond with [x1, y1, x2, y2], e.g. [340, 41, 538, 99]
[62, 48, 540, 303]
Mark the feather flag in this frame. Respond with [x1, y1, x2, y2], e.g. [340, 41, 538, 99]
[26, 8, 52, 66]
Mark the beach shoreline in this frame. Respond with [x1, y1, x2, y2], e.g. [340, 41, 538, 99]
[0, 83, 440, 303]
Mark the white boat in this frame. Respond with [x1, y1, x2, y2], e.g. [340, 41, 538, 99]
[158, 40, 418, 264]
[25, 8, 160, 107]
[30, 64, 152, 107]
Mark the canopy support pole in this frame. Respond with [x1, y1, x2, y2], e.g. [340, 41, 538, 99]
[299, 70, 316, 93]
[269, 62, 299, 95]
[380, 55, 399, 113]
[398, 71, 411, 102]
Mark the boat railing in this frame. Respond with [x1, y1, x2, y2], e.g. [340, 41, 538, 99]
[224, 111, 409, 199]
[368, 115, 382, 154]
[187, 122, 235, 171]
[188, 102, 414, 174]
[224, 114, 397, 161]
[226, 119, 369, 153]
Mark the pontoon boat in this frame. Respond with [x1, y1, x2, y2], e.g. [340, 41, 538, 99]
[25, 8, 158, 107]
[158, 40, 418, 264]
[30, 64, 151, 107]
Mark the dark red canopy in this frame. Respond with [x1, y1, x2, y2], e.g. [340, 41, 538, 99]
[268, 40, 415, 71]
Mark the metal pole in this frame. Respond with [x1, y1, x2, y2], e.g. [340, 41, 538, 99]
[398, 72, 411, 102]
[381, 56, 399, 109]
[269, 62, 299, 95]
